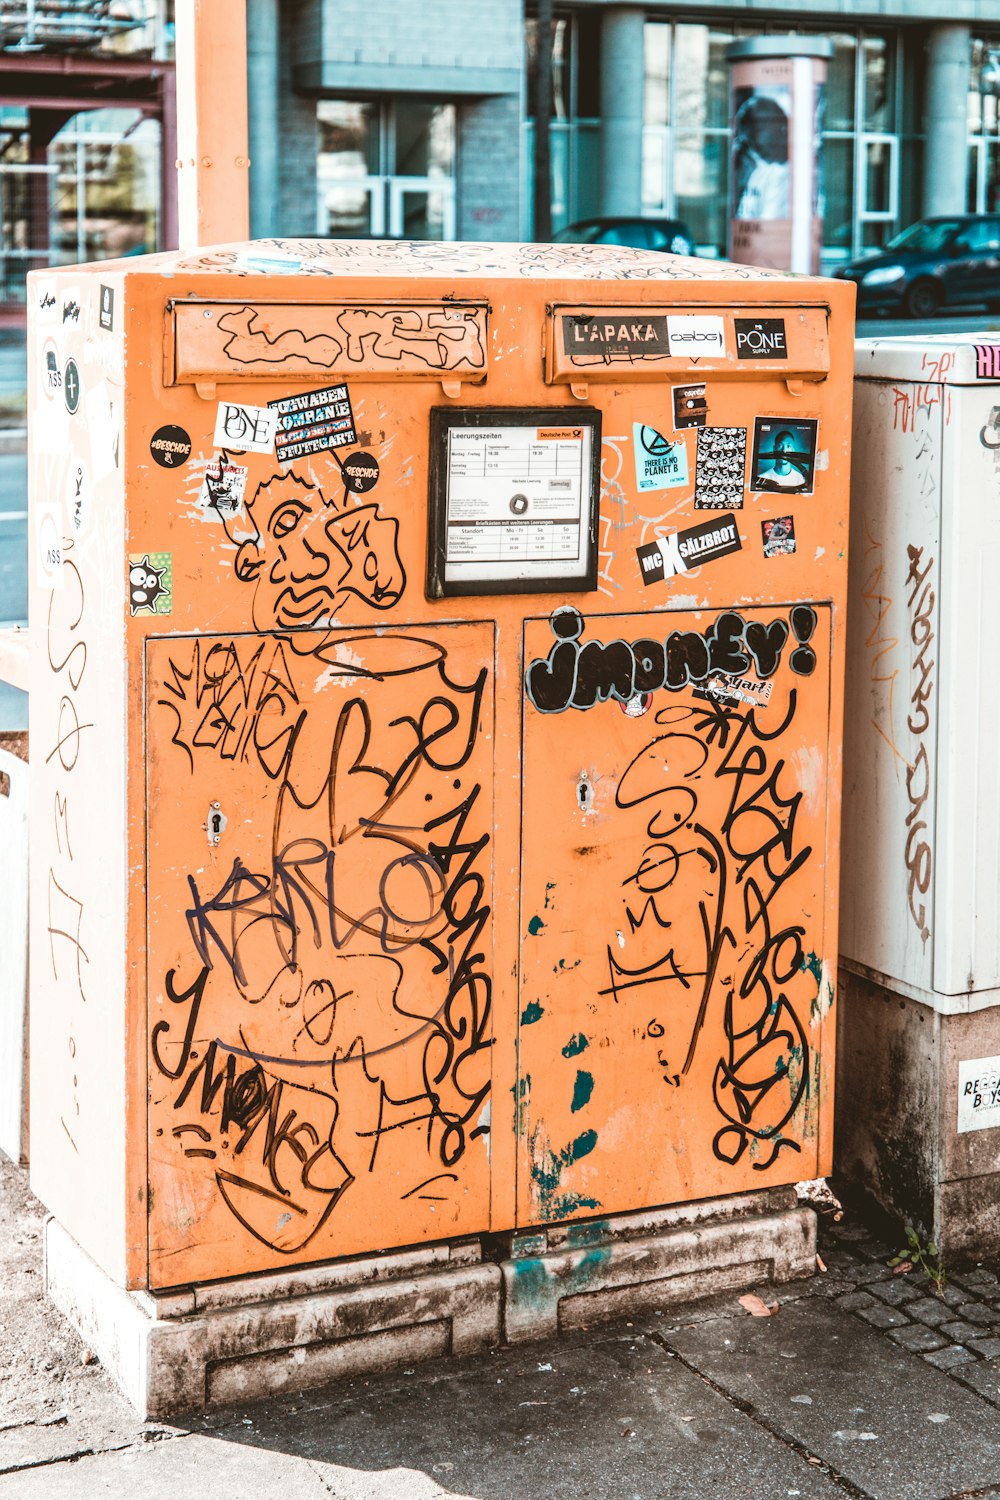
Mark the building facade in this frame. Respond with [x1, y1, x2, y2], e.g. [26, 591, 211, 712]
[0, 1, 174, 323]
[247, 0, 1000, 271]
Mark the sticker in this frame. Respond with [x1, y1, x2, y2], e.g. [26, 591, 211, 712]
[214, 401, 277, 453]
[84, 381, 118, 482]
[762, 515, 796, 557]
[63, 358, 81, 415]
[66, 459, 91, 537]
[975, 346, 1000, 380]
[35, 503, 64, 589]
[694, 672, 773, 710]
[99, 285, 114, 331]
[750, 418, 817, 495]
[672, 383, 707, 429]
[734, 318, 787, 360]
[619, 692, 652, 718]
[562, 313, 670, 358]
[150, 424, 192, 468]
[268, 384, 356, 464]
[35, 278, 57, 324]
[234, 249, 303, 275]
[632, 423, 688, 492]
[128, 552, 172, 616]
[200, 460, 248, 515]
[694, 427, 746, 509]
[958, 1056, 1000, 1133]
[341, 450, 380, 493]
[637, 516, 741, 584]
[61, 288, 81, 327]
[666, 315, 726, 358]
[41, 337, 61, 399]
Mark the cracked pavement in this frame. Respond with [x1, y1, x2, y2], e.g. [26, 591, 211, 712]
[3, 1156, 1000, 1499]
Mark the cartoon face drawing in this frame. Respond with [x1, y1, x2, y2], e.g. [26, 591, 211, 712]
[129, 556, 166, 614]
[234, 472, 404, 630]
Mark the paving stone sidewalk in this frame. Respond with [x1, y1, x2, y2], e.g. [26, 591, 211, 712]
[812, 1217, 1000, 1399]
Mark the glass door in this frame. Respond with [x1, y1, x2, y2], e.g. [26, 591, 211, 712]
[856, 133, 898, 252]
[388, 179, 455, 239]
[317, 99, 455, 240]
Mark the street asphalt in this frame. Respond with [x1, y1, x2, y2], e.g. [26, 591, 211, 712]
[3, 1154, 1000, 1500]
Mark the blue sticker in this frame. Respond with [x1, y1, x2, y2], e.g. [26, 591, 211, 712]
[632, 423, 688, 493]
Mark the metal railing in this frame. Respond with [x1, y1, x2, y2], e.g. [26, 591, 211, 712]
[0, 0, 150, 51]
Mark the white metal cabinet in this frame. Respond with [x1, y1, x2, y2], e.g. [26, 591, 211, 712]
[843, 335, 1000, 1008]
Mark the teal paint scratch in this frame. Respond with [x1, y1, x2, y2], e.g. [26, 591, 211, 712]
[551, 1192, 602, 1219]
[801, 951, 834, 1023]
[544, 882, 557, 910]
[553, 958, 581, 974]
[800, 951, 823, 982]
[571, 1070, 594, 1113]
[513, 1074, 531, 1135]
[511, 1257, 549, 1307]
[529, 1125, 600, 1222]
[521, 1000, 544, 1026]
[562, 1033, 589, 1058]
[528, 915, 546, 936]
[564, 1219, 610, 1248]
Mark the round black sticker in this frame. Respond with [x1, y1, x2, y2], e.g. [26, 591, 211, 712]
[150, 424, 192, 468]
[342, 451, 380, 493]
[63, 358, 81, 415]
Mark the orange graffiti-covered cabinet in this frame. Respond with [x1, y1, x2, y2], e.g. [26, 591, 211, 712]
[27, 241, 854, 1292]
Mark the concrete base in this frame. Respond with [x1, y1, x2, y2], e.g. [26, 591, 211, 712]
[836, 964, 1000, 1262]
[45, 1218, 502, 1419]
[501, 1188, 816, 1343]
[46, 1188, 817, 1417]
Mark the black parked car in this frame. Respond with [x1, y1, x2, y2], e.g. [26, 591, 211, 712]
[834, 215, 1000, 317]
[553, 216, 697, 256]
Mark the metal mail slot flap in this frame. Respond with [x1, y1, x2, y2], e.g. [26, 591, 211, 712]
[546, 304, 830, 384]
[166, 298, 490, 386]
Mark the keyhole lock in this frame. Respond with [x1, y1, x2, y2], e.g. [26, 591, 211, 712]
[577, 772, 594, 813]
[207, 801, 227, 845]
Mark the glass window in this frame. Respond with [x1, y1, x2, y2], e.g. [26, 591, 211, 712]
[644, 22, 670, 127]
[675, 25, 734, 131]
[863, 35, 893, 132]
[956, 218, 1000, 251]
[887, 219, 962, 251]
[674, 131, 728, 255]
[823, 137, 854, 258]
[393, 102, 455, 178]
[864, 139, 894, 215]
[551, 18, 570, 121]
[576, 11, 602, 118]
[825, 35, 857, 133]
[317, 102, 378, 176]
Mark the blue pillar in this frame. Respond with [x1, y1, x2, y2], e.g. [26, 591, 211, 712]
[599, 6, 646, 218]
[922, 25, 971, 219]
[246, 0, 280, 239]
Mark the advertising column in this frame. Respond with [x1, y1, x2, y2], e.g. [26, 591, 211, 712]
[727, 37, 833, 274]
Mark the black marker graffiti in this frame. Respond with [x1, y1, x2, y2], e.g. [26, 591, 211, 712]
[233, 469, 404, 629]
[603, 689, 813, 1169]
[903, 543, 935, 945]
[524, 606, 809, 715]
[214, 305, 486, 373]
[150, 629, 493, 1254]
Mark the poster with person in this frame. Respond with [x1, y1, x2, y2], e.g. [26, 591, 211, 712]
[727, 40, 830, 274]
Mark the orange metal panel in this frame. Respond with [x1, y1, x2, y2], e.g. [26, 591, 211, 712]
[168, 299, 490, 386]
[546, 304, 831, 385]
[145, 624, 494, 1286]
[517, 605, 832, 1226]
